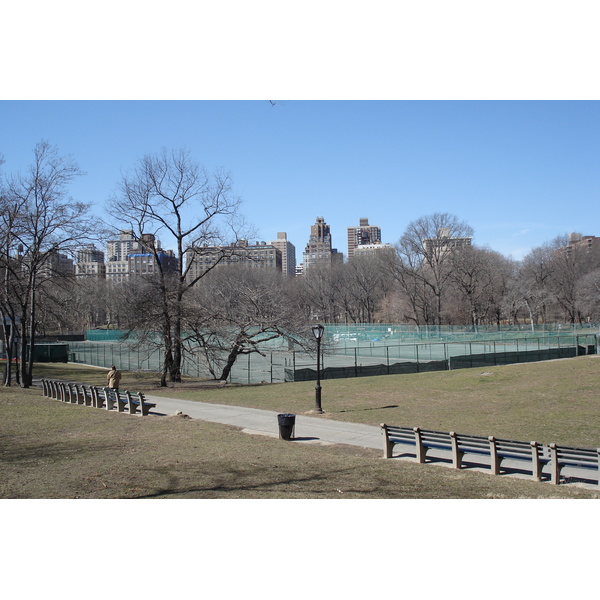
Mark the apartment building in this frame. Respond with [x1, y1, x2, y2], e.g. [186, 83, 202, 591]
[269, 232, 296, 277]
[105, 231, 177, 282]
[563, 233, 600, 256]
[347, 218, 382, 259]
[76, 244, 106, 278]
[423, 227, 472, 257]
[303, 217, 342, 273]
[185, 240, 282, 283]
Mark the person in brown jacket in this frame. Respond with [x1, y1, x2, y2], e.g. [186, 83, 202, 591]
[107, 366, 122, 391]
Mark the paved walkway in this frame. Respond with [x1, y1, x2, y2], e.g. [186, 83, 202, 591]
[145, 393, 383, 449]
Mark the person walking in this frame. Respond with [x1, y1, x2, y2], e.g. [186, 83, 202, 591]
[107, 365, 122, 391]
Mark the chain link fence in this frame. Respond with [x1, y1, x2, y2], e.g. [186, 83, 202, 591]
[68, 326, 599, 384]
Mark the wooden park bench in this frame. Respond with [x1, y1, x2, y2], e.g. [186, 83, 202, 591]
[548, 443, 600, 486]
[381, 424, 550, 481]
[454, 433, 549, 481]
[489, 436, 549, 481]
[101, 388, 156, 416]
[380, 425, 454, 464]
[62, 383, 96, 407]
[40, 378, 155, 416]
[75, 384, 97, 407]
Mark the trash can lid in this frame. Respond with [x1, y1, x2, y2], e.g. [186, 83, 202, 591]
[278, 413, 296, 418]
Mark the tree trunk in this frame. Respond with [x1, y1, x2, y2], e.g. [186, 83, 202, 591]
[219, 344, 240, 381]
[169, 291, 183, 382]
[19, 321, 29, 388]
[161, 345, 173, 387]
[24, 287, 36, 388]
[2, 319, 12, 386]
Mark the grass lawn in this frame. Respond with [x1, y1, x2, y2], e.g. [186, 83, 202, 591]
[35, 355, 600, 446]
[1, 356, 600, 499]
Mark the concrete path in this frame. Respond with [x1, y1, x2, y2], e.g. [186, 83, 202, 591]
[145, 393, 383, 449]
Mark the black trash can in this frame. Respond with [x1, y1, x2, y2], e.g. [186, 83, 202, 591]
[277, 413, 296, 441]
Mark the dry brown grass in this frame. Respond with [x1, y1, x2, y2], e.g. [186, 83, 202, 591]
[37, 355, 600, 448]
[2, 359, 600, 498]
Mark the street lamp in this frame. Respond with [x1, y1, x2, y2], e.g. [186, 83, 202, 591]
[312, 324, 325, 413]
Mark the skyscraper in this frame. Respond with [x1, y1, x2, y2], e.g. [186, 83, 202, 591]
[347, 218, 381, 259]
[76, 244, 106, 278]
[269, 232, 296, 277]
[303, 217, 342, 273]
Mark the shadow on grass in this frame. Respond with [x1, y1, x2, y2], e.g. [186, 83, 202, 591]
[1, 439, 119, 463]
[339, 405, 399, 413]
[131, 464, 368, 499]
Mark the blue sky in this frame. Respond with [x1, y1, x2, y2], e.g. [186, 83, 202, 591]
[1, 100, 599, 261]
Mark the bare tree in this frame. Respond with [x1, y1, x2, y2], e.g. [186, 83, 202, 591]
[513, 243, 557, 329]
[295, 264, 340, 323]
[0, 157, 19, 384]
[0, 141, 92, 386]
[446, 246, 513, 329]
[576, 269, 600, 321]
[183, 266, 313, 381]
[339, 252, 394, 323]
[546, 236, 600, 324]
[108, 148, 248, 386]
[386, 213, 474, 326]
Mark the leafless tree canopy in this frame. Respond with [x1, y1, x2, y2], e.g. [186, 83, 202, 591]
[4, 142, 600, 386]
[107, 148, 250, 385]
[0, 141, 93, 386]
[183, 267, 314, 380]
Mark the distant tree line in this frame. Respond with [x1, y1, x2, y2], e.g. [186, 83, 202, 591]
[3, 142, 600, 386]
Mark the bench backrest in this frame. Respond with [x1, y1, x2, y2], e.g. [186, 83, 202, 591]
[550, 443, 600, 466]
[418, 429, 453, 446]
[454, 432, 490, 453]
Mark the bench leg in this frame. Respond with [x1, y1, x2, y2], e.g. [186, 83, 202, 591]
[450, 432, 463, 469]
[103, 389, 114, 411]
[414, 428, 426, 463]
[531, 442, 542, 482]
[381, 427, 393, 458]
[489, 437, 500, 476]
[549, 444, 560, 485]
[384, 439, 393, 459]
[138, 394, 153, 416]
[125, 392, 136, 414]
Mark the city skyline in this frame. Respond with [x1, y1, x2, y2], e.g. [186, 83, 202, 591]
[2, 101, 600, 264]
